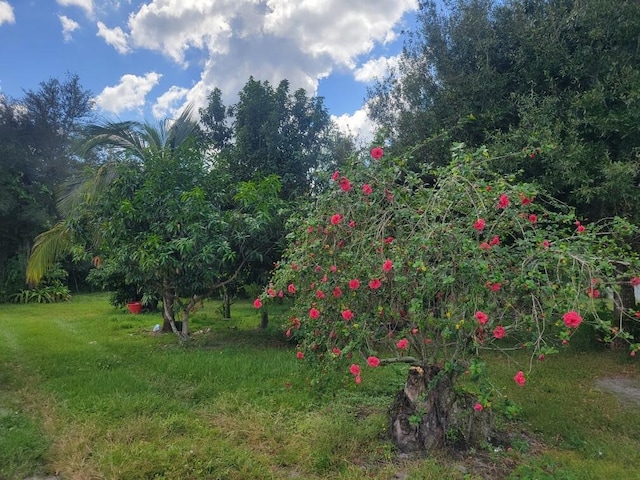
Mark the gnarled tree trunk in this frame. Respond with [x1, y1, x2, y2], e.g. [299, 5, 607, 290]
[389, 365, 493, 454]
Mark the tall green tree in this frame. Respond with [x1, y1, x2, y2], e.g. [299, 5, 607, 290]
[27, 108, 280, 336]
[368, 0, 640, 222]
[0, 74, 93, 297]
[200, 78, 332, 199]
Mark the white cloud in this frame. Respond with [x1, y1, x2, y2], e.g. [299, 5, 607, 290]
[263, 0, 416, 67]
[59, 15, 80, 42]
[332, 107, 378, 147]
[96, 72, 162, 115]
[57, 0, 93, 16]
[0, 1, 15, 26]
[97, 21, 130, 54]
[152, 85, 189, 120]
[118, 0, 417, 116]
[354, 55, 400, 83]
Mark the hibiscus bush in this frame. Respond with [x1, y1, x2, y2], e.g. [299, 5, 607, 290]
[257, 143, 639, 400]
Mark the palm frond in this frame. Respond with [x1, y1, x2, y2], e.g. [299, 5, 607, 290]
[26, 221, 75, 285]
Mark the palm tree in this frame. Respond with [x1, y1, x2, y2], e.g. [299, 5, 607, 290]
[26, 107, 199, 285]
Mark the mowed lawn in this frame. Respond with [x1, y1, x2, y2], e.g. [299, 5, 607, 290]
[1, 294, 640, 479]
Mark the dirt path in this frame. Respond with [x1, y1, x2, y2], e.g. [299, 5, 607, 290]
[594, 376, 640, 406]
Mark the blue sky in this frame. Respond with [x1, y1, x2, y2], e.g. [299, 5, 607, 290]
[0, 0, 418, 142]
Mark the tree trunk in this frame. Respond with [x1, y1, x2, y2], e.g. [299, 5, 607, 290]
[389, 364, 493, 455]
[259, 309, 269, 329]
[222, 286, 231, 319]
[161, 292, 174, 333]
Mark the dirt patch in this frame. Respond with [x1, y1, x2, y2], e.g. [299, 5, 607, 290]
[594, 376, 640, 406]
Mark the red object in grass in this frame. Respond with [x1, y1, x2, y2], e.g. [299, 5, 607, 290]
[127, 302, 143, 314]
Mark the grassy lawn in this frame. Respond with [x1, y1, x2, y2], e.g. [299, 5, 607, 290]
[1, 294, 640, 479]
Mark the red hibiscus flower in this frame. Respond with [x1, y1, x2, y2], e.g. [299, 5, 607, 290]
[489, 235, 500, 246]
[316, 289, 325, 299]
[630, 277, 640, 287]
[288, 284, 296, 294]
[493, 325, 506, 339]
[382, 259, 393, 272]
[331, 170, 340, 181]
[348, 279, 360, 290]
[369, 278, 382, 290]
[342, 309, 354, 321]
[542, 240, 550, 249]
[529, 214, 537, 223]
[479, 242, 491, 250]
[396, 338, 409, 350]
[474, 311, 488, 325]
[309, 308, 320, 319]
[497, 194, 510, 208]
[349, 364, 361, 376]
[332, 347, 341, 355]
[296, 351, 304, 359]
[332, 286, 342, 297]
[370, 147, 384, 160]
[362, 183, 373, 195]
[330, 213, 343, 225]
[473, 218, 486, 232]
[253, 298, 262, 309]
[367, 356, 381, 367]
[339, 177, 352, 192]
[513, 371, 525, 386]
[473, 403, 483, 412]
[562, 310, 582, 328]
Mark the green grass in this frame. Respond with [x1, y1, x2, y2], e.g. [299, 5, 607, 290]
[1, 294, 640, 479]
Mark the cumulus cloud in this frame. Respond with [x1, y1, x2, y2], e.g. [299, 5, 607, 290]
[332, 107, 378, 147]
[96, 72, 162, 115]
[97, 21, 130, 54]
[354, 55, 400, 83]
[152, 86, 189, 120]
[0, 1, 15, 26]
[119, 0, 417, 114]
[57, 0, 93, 16]
[59, 15, 80, 42]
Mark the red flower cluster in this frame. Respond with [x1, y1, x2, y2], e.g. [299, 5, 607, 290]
[396, 338, 409, 350]
[349, 363, 362, 384]
[513, 371, 526, 386]
[493, 325, 506, 339]
[382, 259, 393, 272]
[473, 218, 486, 232]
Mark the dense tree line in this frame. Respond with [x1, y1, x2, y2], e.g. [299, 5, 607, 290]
[12, 75, 346, 333]
[0, 74, 93, 297]
[369, 0, 640, 223]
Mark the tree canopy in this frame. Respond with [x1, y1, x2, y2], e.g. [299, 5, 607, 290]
[368, 0, 640, 222]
